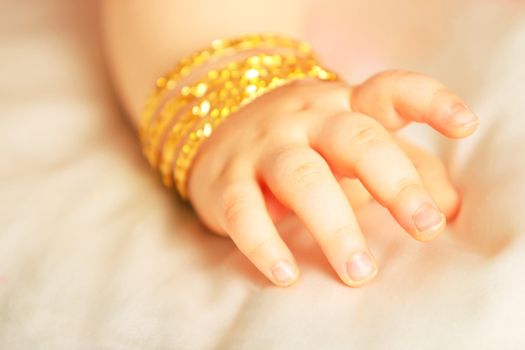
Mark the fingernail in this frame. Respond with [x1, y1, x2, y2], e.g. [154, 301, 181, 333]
[346, 252, 376, 283]
[451, 107, 479, 128]
[271, 260, 297, 286]
[413, 203, 446, 239]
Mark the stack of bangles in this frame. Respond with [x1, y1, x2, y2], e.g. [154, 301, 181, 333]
[138, 33, 341, 200]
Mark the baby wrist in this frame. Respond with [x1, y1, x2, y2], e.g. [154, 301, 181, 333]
[138, 33, 339, 200]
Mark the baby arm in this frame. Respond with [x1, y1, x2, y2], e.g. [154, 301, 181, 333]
[101, 0, 478, 287]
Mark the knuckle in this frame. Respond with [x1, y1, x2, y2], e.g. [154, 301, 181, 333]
[274, 82, 313, 112]
[325, 225, 352, 246]
[272, 147, 327, 190]
[244, 238, 272, 259]
[351, 122, 390, 149]
[323, 112, 349, 135]
[254, 114, 308, 146]
[220, 184, 252, 227]
[430, 86, 452, 105]
[288, 160, 326, 189]
[391, 179, 424, 203]
[271, 145, 300, 169]
[216, 157, 246, 183]
[277, 79, 343, 113]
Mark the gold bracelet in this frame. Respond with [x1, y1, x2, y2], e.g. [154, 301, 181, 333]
[139, 33, 317, 152]
[158, 53, 322, 188]
[139, 34, 339, 201]
[144, 54, 271, 168]
[173, 55, 338, 198]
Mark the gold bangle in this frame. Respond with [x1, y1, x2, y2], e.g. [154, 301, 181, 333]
[158, 53, 321, 188]
[173, 55, 338, 199]
[139, 33, 317, 150]
[143, 53, 272, 168]
[139, 34, 339, 201]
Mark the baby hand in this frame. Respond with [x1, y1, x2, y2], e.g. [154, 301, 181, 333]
[186, 70, 479, 287]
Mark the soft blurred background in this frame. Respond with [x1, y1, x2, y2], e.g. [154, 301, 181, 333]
[1, 1, 525, 348]
[306, 0, 525, 92]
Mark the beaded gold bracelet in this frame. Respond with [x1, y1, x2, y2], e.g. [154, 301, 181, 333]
[139, 34, 340, 200]
[158, 53, 323, 188]
[139, 34, 317, 155]
[172, 55, 336, 198]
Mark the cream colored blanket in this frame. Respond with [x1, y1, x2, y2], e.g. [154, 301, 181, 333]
[1, 1, 525, 349]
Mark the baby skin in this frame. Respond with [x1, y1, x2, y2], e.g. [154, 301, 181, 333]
[101, 1, 479, 288]
[186, 72, 478, 287]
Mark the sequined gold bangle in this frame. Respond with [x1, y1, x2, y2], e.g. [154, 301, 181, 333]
[158, 53, 323, 188]
[139, 33, 317, 151]
[139, 34, 340, 200]
[173, 54, 338, 198]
